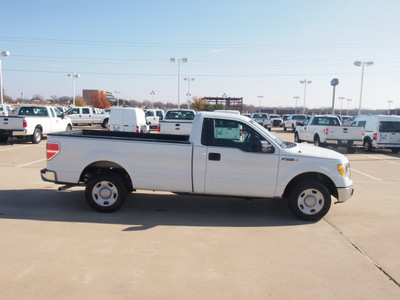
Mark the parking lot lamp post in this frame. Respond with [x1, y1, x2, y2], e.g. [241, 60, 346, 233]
[184, 76, 194, 106]
[114, 91, 120, 107]
[67, 72, 80, 107]
[150, 91, 155, 108]
[170, 57, 188, 109]
[346, 99, 352, 115]
[388, 100, 393, 115]
[257, 95, 264, 113]
[300, 80, 312, 114]
[354, 61, 373, 115]
[339, 97, 345, 116]
[0, 51, 10, 105]
[293, 96, 300, 114]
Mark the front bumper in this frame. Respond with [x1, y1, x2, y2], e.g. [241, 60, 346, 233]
[40, 168, 57, 183]
[337, 185, 354, 203]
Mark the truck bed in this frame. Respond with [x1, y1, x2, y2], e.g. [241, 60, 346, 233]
[49, 129, 190, 144]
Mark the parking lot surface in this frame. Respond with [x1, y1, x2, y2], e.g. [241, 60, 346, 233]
[1, 127, 400, 299]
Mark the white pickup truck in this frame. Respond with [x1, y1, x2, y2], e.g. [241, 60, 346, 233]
[65, 107, 109, 128]
[158, 109, 196, 135]
[0, 104, 16, 116]
[0, 105, 72, 143]
[294, 115, 364, 153]
[41, 112, 354, 221]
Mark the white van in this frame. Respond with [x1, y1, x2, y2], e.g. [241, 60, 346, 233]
[352, 115, 400, 153]
[108, 108, 149, 133]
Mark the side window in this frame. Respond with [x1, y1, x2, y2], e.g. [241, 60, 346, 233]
[82, 108, 90, 114]
[69, 108, 79, 114]
[209, 119, 264, 152]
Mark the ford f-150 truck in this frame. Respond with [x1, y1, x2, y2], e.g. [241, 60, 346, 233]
[158, 109, 195, 135]
[0, 105, 72, 143]
[295, 115, 364, 153]
[41, 112, 354, 221]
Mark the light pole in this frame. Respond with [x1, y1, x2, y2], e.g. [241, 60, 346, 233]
[150, 91, 155, 108]
[293, 96, 300, 114]
[67, 72, 80, 106]
[346, 99, 352, 115]
[339, 97, 345, 116]
[184, 76, 194, 108]
[388, 100, 393, 115]
[114, 91, 120, 107]
[300, 79, 312, 114]
[0, 51, 10, 105]
[222, 93, 227, 110]
[257, 95, 264, 113]
[354, 61, 373, 115]
[170, 57, 188, 109]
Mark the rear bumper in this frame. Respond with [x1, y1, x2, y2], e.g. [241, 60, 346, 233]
[337, 185, 354, 203]
[40, 168, 57, 183]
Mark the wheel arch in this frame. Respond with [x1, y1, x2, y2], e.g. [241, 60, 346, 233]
[79, 160, 133, 192]
[283, 172, 338, 200]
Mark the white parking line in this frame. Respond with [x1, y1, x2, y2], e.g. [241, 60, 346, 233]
[0, 145, 31, 152]
[16, 158, 46, 168]
[352, 169, 382, 182]
[364, 154, 400, 165]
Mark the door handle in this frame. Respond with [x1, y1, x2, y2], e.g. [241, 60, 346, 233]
[208, 153, 221, 161]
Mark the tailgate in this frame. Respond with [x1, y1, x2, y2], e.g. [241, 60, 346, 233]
[0, 116, 25, 131]
[326, 126, 364, 141]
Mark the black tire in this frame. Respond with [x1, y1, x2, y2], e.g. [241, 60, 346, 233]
[294, 132, 301, 143]
[391, 148, 400, 154]
[292, 125, 295, 132]
[288, 180, 332, 221]
[31, 127, 42, 144]
[283, 126, 287, 131]
[347, 146, 356, 154]
[314, 135, 321, 147]
[85, 174, 128, 212]
[0, 135, 9, 143]
[66, 124, 72, 131]
[363, 138, 372, 152]
[102, 118, 109, 128]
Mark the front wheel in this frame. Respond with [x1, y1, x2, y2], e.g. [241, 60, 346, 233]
[85, 174, 128, 212]
[363, 138, 372, 152]
[314, 135, 321, 147]
[102, 118, 109, 128]
[288, 180, 331, 221]
[294, 132, 301, 143]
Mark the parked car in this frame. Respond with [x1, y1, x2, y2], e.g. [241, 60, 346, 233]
[41, 112, 354, 221]
[158, 109, 196, 135]
[65, 106, 109, 128]
[284, 114, 307, 131]
[352, 115, 400, 153]
[108, 107, 149, 133]
[0, 105, 72, 144]
[268, 114, 283, 127]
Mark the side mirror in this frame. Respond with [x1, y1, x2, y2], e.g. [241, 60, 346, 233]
[297, 122, 304, 126]
[258, 140, 275, 153]
[61, 113, 65, 119]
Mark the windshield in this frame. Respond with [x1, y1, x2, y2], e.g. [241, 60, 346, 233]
[250, 120, 287, 147]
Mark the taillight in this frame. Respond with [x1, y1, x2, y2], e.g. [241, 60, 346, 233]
[373, 133, 377, 140]
[157, 124, 160, 132]
[107, 125, 110, 131]
[136, 126, 140, 133]
[46, 142, 60, 160]
[324, 128, 329, 135]
[23, 119, 27, 128]
[362, 129, 365, 137]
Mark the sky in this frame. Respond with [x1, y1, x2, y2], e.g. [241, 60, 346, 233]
[1, 0, 400, 111]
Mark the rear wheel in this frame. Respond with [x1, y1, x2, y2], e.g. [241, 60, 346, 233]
[102, 118, 109, 128]
[288, 180, 331, 221]
[85, 174, 128, 212]
[363, 138, 372, 152]
[391, 148, 400, 154]
[66, 124, 72, 131]
[0, 135, 9, 143]
[314, 135, 321, 147]
[31, 127, 42, 144]
[294, 132, 301, 143]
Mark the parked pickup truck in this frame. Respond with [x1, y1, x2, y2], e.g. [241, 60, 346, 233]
[0, 105, 72, 143]
[284, 114, 307, 132]
[65, 107, 109, 128]
[0, 104, 16, 116]
[41, 112, 354, 221]
[158, 109, 195, 135]
[294, 115, 364, 153]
